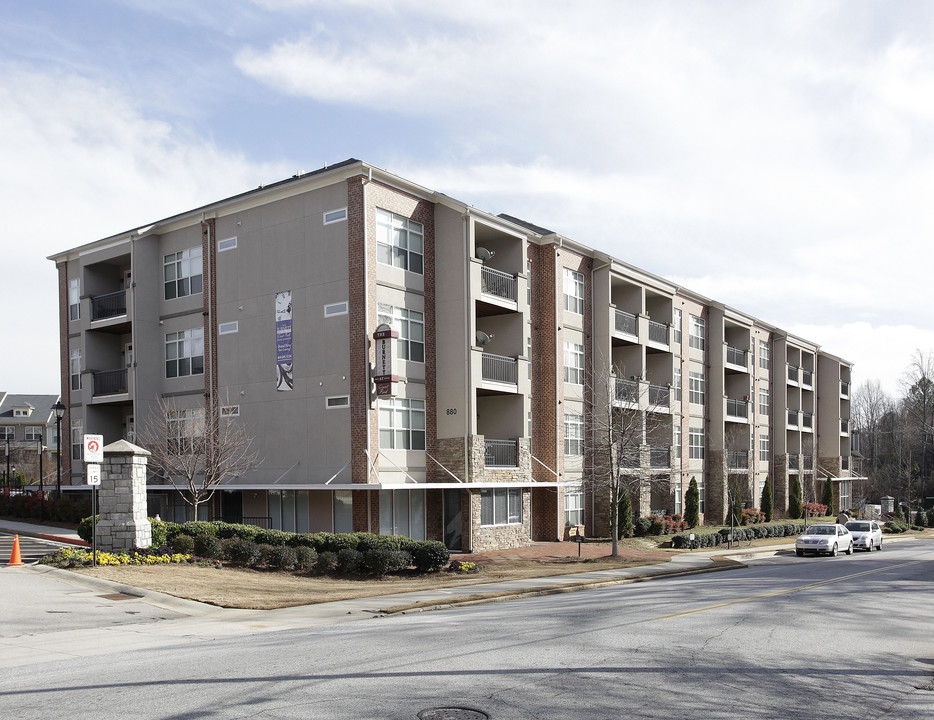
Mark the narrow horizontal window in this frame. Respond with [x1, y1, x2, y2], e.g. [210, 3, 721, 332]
[217, 236, 238, 252]
[218, 321, 239, 335]
[324, 208, 347, 225]
[220, 405, 240, 417]
[324, 301, 348, 317]
[326, 395, 350, 409]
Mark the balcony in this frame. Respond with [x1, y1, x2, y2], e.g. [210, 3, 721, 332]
[841, 381, 849, 398]
[615, 378, 638, 404]
[614, 310, 637, 337]
[802, 412, 813, 430]
[788, 454, 800, 471]
[787, 365, 799, 384]
[787, 409, 799, 428]
[801, 369, 813, 388]
[481, 353, 518, 386]
[649, 446, 670, 468]
[92, 368, 128, 397]
[727, 451, 749, 470]
[841, 456, 850, 471]
[90, 290, 127, 321]
[803, 455, 814, 471]
[484, 438, 518, 468]
[647, 320, 669, 347]
[648, 383, 670, 407]
[841, 419, 850, 435]
[726, 398, 749, 420]
[480, 266, 517, 302]
[726, 346, 748, 371]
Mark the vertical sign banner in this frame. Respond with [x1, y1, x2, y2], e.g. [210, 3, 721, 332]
[373, 323, 399, 397]
[275, 290, 293, 391]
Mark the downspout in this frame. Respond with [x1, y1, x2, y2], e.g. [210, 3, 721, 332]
[463, 211, 473, 552]
[362, 170, 373, 534]
[129, 233, 139, 442]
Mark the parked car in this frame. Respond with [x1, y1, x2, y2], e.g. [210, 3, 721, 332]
[795, 523, 853, 557]
[845, 520, 883, 551]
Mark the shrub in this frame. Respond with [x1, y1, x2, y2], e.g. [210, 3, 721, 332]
[914, 508, 928, 527]
[264, 545, 298, 571]
[661, 514, 688, 535]
[228, 538, 262, 566]
[193, 534, 223, 559]
[254, 528, 290, 546]
[170, 534, 195, 555]
[789, 478, 802, 519]
[149, 517, 168, 547]
[77, 515, 98, 543]
[647, 515, 664, 536]
[412, 541, 449, 573]
[294, 545, 318, 570]
[178, 521, 219, 538]
[633, 517, 653, 537]
[883, 519, 908, 534]
[315, 550, 338, 574]
[685, 477, 700, 528]
[215, 523, 261, 542]
[219, 536, 240, 560]
[617, 491, 634, 538]
[761, 477, 773, 522]
[802, 502, 828, 518]
[742, 508, 765, 525]
[336, 548, 364, 574]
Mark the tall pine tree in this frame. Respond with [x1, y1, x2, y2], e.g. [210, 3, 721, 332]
[761, 476, 773, 522]
[685, 476, 700, 528]
[789, 477, 802, 519]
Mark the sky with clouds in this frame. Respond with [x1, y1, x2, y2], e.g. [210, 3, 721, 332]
[1, 0, 931, 397]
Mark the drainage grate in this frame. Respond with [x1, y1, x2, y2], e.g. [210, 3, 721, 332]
[97, 593, 138, 601]
[418, 709, 489, 720]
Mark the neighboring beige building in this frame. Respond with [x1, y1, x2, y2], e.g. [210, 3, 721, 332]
[49, 159, 856, 551]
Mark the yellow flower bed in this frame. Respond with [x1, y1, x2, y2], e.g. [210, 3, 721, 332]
[48, 547, 191, 567]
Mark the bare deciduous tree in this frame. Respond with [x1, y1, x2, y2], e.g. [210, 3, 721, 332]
[139, 396, 262, 520]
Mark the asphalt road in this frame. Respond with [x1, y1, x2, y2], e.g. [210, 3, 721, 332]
[1, 538, 931, 719]
[0, 531, 63, 564]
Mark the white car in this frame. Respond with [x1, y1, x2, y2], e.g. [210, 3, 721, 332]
[845, 520, 883, 551]
[795, 523, 853, 557]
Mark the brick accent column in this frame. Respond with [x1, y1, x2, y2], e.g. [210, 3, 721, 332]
[95, 440, 152, 551]
[56, 261, 72, 488]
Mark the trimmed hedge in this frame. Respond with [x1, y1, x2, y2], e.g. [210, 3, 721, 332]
[671, 522, 806, 549]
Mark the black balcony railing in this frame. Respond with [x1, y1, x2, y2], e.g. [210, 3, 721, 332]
[841, 381, 849, 397]
[841, 419, 849, 434]
[484, 438, 519, 467]
[788, 409, 799, 426]
[787, 365, 798, 383]
[726, 346, 747, 367]
[615, 378, 638, 403]
[648, 320, 669, 345]
[802, 412, 813, 429]
[615, 310, 637, 336]
[726, 398, 748, 418]
[90, 290, 127, 321]
[727, 451, 748, 469]
[480, 266, 517, 301]
[93, 368, 128, 396]
[481, 353, 518, 385]
[801, 369, 813, 387]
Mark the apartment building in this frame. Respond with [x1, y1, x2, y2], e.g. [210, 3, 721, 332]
[0, 393, 62, 487]
[49, 159, 855, 551]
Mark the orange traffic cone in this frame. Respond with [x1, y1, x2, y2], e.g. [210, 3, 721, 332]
[7, 534, 23, 566]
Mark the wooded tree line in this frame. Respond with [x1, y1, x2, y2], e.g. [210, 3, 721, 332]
[852, 349, 934, 509]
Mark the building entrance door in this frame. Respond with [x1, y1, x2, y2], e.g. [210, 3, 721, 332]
[443, 489, 462, 551]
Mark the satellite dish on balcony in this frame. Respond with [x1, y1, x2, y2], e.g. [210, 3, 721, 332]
[475, 247, 494, 263]
[476, 331, 494, 346]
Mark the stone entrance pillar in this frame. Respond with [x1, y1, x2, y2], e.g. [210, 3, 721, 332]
[96, 439, 152, 552]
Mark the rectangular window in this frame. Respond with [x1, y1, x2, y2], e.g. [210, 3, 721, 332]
[674, 425, 682, 460]
[689, 369, 705, 405]
[673, 366, 682, 401]
[333, 490, 353, 533]
[220, 405, 240, 418]
[165, 328, 205, 378]
[564, 413, 584, 456]
[759, 387, 770, 416]
[689, 315, 705, 351]
[217, 236, 238, 252]
[377, 303, 424, 363]
[673, 479, 683, 515]
[324, 301, 348, 317]
[378, 488, 426, 540]
[13, 408, 29, 417]
[218, 321, 238, 335]
[376, 208, 423, 274]
[480, 487, 523, 526]
[698, 477, 706, 514]
[527, 259, 532, 305]
[760, 433, 770, 462]
[71, 418, 83, 461]
[759, 340, 770, 370]
[689, 427, 704, 460]
[0, 426, 13, 441]
[563, 342, 584, 385]
[167, 408, 205, 454]
[378, 398, 426, 450]
[672, 308, 682, 344]
[564, 483, 584, 526]
[163, 247, 203, 300]
[324, 208, 348, 225]
[25, 426, 43, 442]
[563, 268, 584, 314]
[326, 395, 350, 409]
[69, 278, 80, 321]
[70, 349, 82, 391]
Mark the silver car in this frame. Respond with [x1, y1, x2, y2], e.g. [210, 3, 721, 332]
[795, 523, 853, 557]
[845, 520, 883, 551]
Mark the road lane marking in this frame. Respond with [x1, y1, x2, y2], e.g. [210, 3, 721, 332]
[652, 560, 926, 620]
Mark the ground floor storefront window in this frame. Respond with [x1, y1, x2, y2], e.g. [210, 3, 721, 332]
[379, 488, 425, 540]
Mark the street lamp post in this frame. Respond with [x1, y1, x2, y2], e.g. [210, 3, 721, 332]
[5, 436, 9, 488]
[52, 401, 66, 500]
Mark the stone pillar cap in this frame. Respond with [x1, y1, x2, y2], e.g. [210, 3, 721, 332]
[103, 439, 151, 456]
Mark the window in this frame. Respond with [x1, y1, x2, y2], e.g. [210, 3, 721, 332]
[71, 418, 83, 461]
[689, 426, 704, 460]
[563, 268, 584, 314]
[324, 208, 347, 225]
[760, 434, 769, 462]
[218, 321, 238, 335]
[165, 328, 204, 378]
[759, 387, 770, 416]
[378, 398, 426, 450]
[759, 340, 770, 370]
[376, 208, 423, 274]
[163, 247, 203, 300]
[333, 490, 353, 533]
[324, 301, 348, 317]
[673, 366, 682, 401]
[70, 349, 82, 391]
[564, 342, 584, 385]
[0, 426, 13, 441]
[167, 408, 205, 453]
[377, 304, 424, 362]
[565, 483, 584, 526]
[13, 408, 29, 417]
[689, 369, 705, 405]
[674, 425, 682, 460]
[69, 278, 80, 321]
[564, 413, 584, 456]
[672, 308, 682, 344]
[25, 426, 43, 442]
[698, 476, 706, 514]
[480, 487, 523, 526]
[220, 405, 240, 418]
[527, 259, 532, 305]
[217, 236, 238, 252]
[689, 315, 705, 351]
[379, 488, 426, 539]
[326, 395, 350, 409]
[673, 479, 683, 515]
